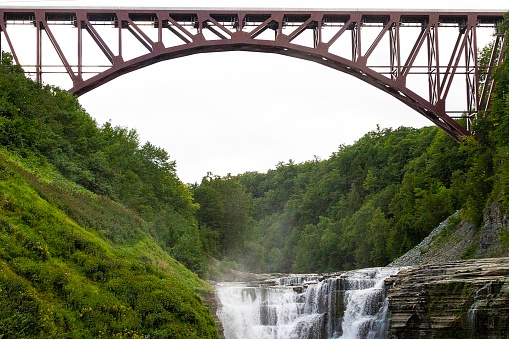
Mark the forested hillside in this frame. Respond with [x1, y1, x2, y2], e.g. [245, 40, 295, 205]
[0, 14, 507, 335]
[193, 17, 509, 274]
[194, 127, 468, 273]
[0, 53, 218, 338]
[0, 52, 207, 276]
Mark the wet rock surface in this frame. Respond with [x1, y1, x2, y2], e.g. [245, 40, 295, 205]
[386, 257, 509, 338]
[200, 289, 226, 339]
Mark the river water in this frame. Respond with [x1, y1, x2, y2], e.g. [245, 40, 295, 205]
[215, 267, 400, 339]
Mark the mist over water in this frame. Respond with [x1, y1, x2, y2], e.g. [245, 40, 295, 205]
[215, 267, 400, 339]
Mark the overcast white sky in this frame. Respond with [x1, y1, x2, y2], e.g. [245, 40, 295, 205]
[1, 0, 507, 184]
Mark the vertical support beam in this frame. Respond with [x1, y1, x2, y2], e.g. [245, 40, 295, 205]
[193, 12, 205, 42]
[464, 16, 478, 130]
[36, 17, 42, 83]
[118, 17, 122, 58]
[196, 13, 203, 35]
[313, 25, 318, 48]
[238, 12, 245, 31]
[352, 21, 361, 62]
[276, 14, 283, 40]
[427, 21, 440, 106]
[157, 13, 162, 43]
[389, 20, 401, 81]
[315, 15, 322, 47]
[78, 15, 82, 80]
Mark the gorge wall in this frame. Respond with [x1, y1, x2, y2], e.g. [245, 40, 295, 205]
[386, 257, 509, 338]
[389, 203, 509, 267]
[383, 204, 509, 338]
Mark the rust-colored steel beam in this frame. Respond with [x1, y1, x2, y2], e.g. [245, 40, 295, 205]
[0, 7, 507, 140]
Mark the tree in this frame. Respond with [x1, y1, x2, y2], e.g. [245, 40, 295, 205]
[192, 174, 254, 258]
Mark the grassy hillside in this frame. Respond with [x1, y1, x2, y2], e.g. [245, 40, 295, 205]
[0, 54, 218, 338]
[0, 150, 218, 338]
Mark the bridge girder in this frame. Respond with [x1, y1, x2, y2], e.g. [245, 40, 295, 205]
[0, 8, 507, 140]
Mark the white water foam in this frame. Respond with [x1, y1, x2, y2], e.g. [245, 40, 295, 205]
[336, 267, 399, 339]
[215, 267, 400, 339]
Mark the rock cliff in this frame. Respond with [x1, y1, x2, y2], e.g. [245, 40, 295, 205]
[389, 203, 509, 267]
[386, 257, 509, 338]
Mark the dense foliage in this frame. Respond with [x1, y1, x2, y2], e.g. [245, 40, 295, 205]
[195, 127, 466, 272]
[0, 15, 507, 335]
[0, 53, 218, 337]
[192, 173, 255, 259]
[193, 18, 509, 274]
[0, 52, 206, 275]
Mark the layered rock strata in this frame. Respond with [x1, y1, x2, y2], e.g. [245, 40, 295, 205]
[386, 257, 509, 338]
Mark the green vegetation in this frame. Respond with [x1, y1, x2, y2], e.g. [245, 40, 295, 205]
[0, 52, 218, 338]
[191, 173, 255, 260]
[0, 14, 508, 335]
[461, 241, 479, 260]
[500, 229, 509, 250]
[192, 17, 509, 274]
[0, 52, 206, 275]
[194, 126, 466, 272]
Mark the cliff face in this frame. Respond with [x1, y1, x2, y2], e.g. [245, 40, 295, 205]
[389, 204, 509, 268]
[385, 204, 509, 338]
[386, 257, 509, 338]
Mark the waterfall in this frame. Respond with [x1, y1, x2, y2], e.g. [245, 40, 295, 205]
[467, 281, 493, 330]
[215, 267, 400, 339]
[336, 267, 399, 339]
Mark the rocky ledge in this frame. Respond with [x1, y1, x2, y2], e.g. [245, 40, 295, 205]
[386, 257, 509, 338]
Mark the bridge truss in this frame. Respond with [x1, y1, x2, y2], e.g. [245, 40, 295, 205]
[0, 8, 506, 140]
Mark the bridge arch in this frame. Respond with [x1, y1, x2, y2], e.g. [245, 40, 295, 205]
[0, 8, 506, 140]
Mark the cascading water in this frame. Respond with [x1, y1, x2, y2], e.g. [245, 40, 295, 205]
[215, 267, 400, 339]
[336, 268, 399, 339]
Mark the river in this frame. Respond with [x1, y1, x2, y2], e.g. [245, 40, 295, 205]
[215, 267, 400, 339]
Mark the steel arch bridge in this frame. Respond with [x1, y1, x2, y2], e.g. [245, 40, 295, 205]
[0, 7, 507, 140]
